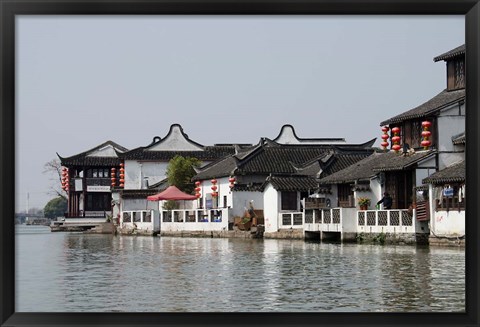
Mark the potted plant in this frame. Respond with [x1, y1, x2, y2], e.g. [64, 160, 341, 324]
[358, 197, 371, 210]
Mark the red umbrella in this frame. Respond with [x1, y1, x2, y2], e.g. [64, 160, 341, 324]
[147, 185, 197, 201]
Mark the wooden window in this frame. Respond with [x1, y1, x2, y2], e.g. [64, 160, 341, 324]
[447, 58, 465, 90]
[86, 193, 111, 211]
[338, 184, 353, 207]
[281, 191, 297, 211]
[454, 59, 465, 89]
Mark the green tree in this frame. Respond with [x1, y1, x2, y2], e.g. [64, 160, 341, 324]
[166, 155, 201, 194]
[43, 197, 67, 219]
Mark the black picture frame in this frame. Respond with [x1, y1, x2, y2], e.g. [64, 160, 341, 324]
[1, 1, 479, 326]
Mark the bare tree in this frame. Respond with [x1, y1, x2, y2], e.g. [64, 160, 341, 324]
[43, 159, 67, 199]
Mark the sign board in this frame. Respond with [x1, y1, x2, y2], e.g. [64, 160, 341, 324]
[87, 185, 111, 192]
[443, 187, 454, 197]
[74, 179, 83, 191]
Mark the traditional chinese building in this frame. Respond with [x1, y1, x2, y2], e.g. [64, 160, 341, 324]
[57, 141, 128, 219]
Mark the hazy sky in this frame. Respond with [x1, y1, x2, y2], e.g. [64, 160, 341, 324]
[15, 15, 464, 211]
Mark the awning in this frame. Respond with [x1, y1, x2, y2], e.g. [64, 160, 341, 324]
[147, 185, 197, 201]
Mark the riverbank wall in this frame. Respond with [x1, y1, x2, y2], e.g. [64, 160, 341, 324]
[160, 226, 264, 239]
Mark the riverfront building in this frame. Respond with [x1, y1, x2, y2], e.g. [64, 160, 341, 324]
[56, 45, 465, 245]
[315, 44, 465, 244]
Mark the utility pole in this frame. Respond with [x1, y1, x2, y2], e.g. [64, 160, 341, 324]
[26, 192, 30, 215]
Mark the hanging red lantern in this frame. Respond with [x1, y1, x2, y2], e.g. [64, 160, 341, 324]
[211, 185, 218, 191]
[391, 127, 401, 153]
[110, 168, 116, 188]
[195, 181, 201, 187]
[195, 193, 201, 198]
[421, 120, 432, 150]
[380, 126, 390, 151]
[228, 176, 236, 190]
[211, 179, 217, 184]
[119, 163, 125, 187]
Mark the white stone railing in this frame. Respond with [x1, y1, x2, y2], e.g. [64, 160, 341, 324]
[357, 209, 414, 234]
[279, 211, 304, 229]
[304, 208, 344, 232]
[160, 208, 229, 232]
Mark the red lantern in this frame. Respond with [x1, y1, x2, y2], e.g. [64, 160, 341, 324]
[380, 126, 390, 151]
[195, 181, 201, 186]
[195, 187, 201, 192]
[195, 193, 201, 198]
[391, 126, 401, 153]
[421, 140, 432, 147]
[212, 192, 218, 197]
[421, 121, 432, 150]
[211, 179, 217, 184]
[211, 185, 218, 191]
[421, 121, 432, 128]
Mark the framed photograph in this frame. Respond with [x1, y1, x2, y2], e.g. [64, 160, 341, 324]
[1, 1, 479, 327]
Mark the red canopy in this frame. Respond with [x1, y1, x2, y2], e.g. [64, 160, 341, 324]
[147, 185, 197, 201]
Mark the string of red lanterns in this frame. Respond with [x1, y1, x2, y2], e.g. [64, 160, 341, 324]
[211, 178, 218, 197]
[111, 167, 116, 188]
[119, 163, 125, 188]
[391, 127, 401, 152]
[421, 121, 432, 150]
[380, 126, 389, 151]
[61, 167, 69, 192]
[194, 181, 202, 199]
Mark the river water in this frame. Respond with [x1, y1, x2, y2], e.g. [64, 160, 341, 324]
[15, 225, 465, 312]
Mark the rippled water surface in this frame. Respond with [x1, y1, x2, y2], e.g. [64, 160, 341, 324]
[15, 225, 465, 312]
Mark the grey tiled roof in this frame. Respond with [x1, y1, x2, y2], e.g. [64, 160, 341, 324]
[433, 44, 465, 62]
[320, 152, 374, 176]
[266, 176, 318, 191]
[120, 189, 160, 199]
[118, 146, 235, 161]
[372, 150, 434, 172]
[231, 183, 265, 192]
[192, 138, 375, 180]
[58, 140, 128, 167]
[422, 161, 465, 185]
[319, 150, 434, 184]
[380, 89, 465, 126]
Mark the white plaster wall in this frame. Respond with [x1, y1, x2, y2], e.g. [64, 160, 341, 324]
[275, 125, 346, 145]
[147, 125, 204, 151]
[437, 107, 465, 153]
[232, 191, 264, 217]
[437, 152, 465, 171]
[263, 184, 280, 233]
[124, 161, 169, 189]
[370, 177, 383, 206]
[431, 210, 465, 237]
[87, 145, 119, 157]
[354, 189, 376, 209]
[341, 208, 357, 233]
[416, 156, 437, 185]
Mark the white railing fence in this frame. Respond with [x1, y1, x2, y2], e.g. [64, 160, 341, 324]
[160, 208, 230, 232]
[357, 209, 414, 233]
[281, 208, 342, 229]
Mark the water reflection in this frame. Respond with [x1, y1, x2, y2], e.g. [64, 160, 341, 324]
[15, 226, 465, 312]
